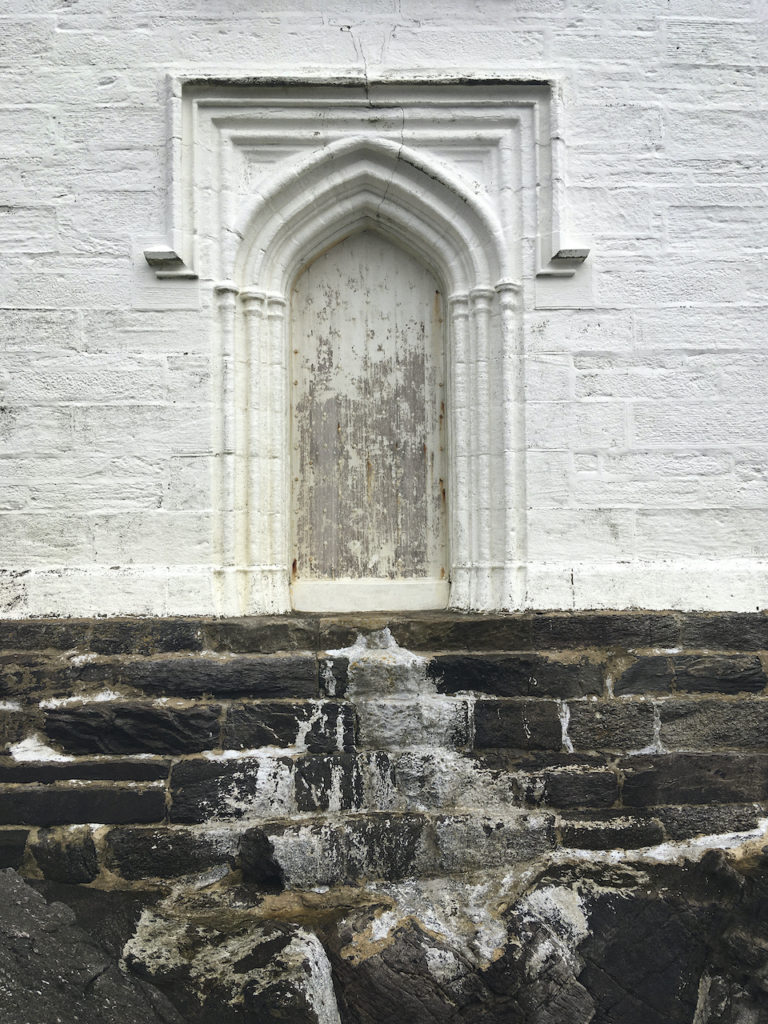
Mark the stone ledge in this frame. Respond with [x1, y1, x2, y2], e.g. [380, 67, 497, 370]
[1, 610, 767, 653]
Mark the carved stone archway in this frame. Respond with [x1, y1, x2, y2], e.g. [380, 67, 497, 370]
[144, 79, 588, 614]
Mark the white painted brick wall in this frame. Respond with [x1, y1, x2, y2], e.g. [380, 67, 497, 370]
[0, 0, 766, 614]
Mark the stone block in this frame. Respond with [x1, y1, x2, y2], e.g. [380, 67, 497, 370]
[392, 614, 535, 651]
[561, 812, 665, 850]
[356, 697, 468, 750]
[104, 826, 236, 880]
[530, 613, 679, 649]
[293, 753, 363, 813]
[432, 812, 557, 871]
[567, 700, 656, 752]
[678, 613, 768, 650]
[44, 703, 222, 755]
[613, 656, 672, 695]
[659, 698, 768, 750]
[203, 616, 318, 654]
[673, 655, 766, 694]
[119, 654, 318, 698]
[428, 653, 603, 698]
[89, 618, 204, 655]
[621, 753, 768, 807]
[0, 829, 28, 869]
[0, 619, 91, 652]
[169, 755, 295, 824]
[523, 764, 619, 809]
[222, 700, 356, 753]
[653, 803, 763, 841]
[0, 784, 165, 826]
[474, 699, 562, 751]
[0, 651, 101, 701]
[30, 827, 98, 883]
[259, 812, 429, 888]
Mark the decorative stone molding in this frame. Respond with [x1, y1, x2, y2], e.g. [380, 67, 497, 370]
[149, 77, 589, 614]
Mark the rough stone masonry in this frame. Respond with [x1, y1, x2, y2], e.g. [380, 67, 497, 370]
[2, 611, 768, 1022]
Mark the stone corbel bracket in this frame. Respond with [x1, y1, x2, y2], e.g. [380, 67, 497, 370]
[143, 248, 198, 280]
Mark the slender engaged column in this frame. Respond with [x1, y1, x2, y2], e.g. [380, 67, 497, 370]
[469, 286, 496, 610]
[212, 281, 239, 613]
[496, 278, 525, 609]
[239, 288, 266, 608]
[448, 293, 471, 608]
[266, 293, 289, 612]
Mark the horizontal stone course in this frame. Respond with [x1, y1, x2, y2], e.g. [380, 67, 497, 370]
[0, 612, 765, 654]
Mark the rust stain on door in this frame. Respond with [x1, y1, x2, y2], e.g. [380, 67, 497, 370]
[290, 230, 447, 581]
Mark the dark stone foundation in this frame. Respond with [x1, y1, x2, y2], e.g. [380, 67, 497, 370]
[0, 611, 766, 1022]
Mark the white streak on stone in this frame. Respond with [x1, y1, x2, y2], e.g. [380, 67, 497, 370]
[9, 733, 74, 762]
[40, 688, 124, 708]
[558, 701, 574, 753]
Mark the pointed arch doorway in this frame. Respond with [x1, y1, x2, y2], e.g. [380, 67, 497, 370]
[289, 230, 449, 612]
[227, 134, 520, 615]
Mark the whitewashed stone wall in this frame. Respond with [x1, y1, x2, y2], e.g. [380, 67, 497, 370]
[0, 0, 766, 615]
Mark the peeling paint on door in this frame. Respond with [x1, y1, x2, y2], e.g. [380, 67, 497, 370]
[290, 231, 447, 594]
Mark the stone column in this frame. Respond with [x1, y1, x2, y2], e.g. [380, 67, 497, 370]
[265, 293, 290, 613]
[212, 280, 239, 614]
[239, 287, 266, 611]
[469, 287, 496, 609]
[496, 278, 525, 609]
[448, 293, 471, 608]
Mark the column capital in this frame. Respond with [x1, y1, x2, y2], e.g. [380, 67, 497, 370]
[494, 278, 522, 296]
[239, 288, 267, 314]
[469, 286, 496, 305]
[266, 292, 287, 317]
[448, 292, 470, 315]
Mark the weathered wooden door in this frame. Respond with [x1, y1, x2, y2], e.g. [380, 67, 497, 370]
[289, 230, 448, 611]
